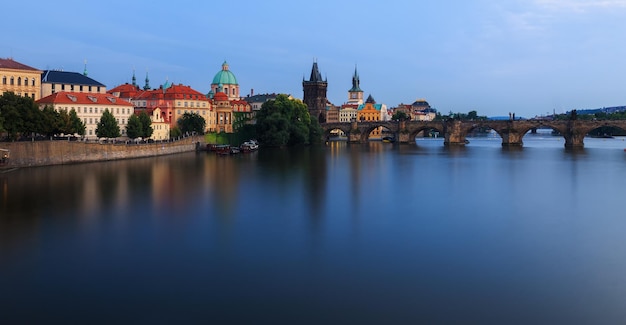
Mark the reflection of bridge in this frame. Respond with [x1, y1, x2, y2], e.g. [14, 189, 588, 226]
[321, 120, 626, 147]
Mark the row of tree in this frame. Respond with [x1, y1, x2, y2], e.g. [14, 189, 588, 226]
[2, 91, 321, 146]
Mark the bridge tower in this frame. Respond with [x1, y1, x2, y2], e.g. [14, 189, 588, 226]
[303, 60, 328, 123]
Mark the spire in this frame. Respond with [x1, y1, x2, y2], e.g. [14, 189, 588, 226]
[132, 68, 137, 87]
[366, 94, 376, 104]
[83, 59, 88, 76]
[309, 61, 323, 82]
[350, 64, 362, 92]
[144, 71, 150, 90]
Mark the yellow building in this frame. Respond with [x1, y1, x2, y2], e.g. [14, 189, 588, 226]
[357, 94, 388, 138]
[0, 58, 42, 100]
[150, 107, 170, 140]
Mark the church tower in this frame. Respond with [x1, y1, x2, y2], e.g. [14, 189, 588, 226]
[303, 61, 328, 123]
[347, 65, 363, 105]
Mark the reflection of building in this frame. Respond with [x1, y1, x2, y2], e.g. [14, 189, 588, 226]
[36, 92, 134, 139]
[303, 61, 328, 123]
[0, 58, 42, 100]
[41, 69, 106, 99]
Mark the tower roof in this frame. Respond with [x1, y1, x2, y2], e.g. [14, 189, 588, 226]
[308, 61, 324, 82]
[212, 61, 238, 85]
[366, 94, 376, 104]
[349, 65, 362, 92]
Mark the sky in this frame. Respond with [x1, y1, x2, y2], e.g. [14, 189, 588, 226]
[4, 0, 626, 117]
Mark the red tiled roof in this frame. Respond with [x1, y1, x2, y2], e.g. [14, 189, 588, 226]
[36, 92, 133, 106]
[213, 92, 228, 101]
[0, 58, 40, 71]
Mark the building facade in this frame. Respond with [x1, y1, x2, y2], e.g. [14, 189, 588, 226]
[41, 70, 106, 99]
[36, 92, 134, 139]
[0, 58, 42, 100]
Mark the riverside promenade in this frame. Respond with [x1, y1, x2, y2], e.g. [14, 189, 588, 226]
[0, 136, 199, 169]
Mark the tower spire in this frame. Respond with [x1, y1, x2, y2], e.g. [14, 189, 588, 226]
[83, 59, 88, 76]
[144, 71, 150, 90]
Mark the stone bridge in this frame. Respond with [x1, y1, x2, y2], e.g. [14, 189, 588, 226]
[321, 119, 626, 148]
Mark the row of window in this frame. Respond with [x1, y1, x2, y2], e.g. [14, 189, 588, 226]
[2, 76, 36, 86]
[10, 92, 36, 99]
[86, 129, 127, 136]
[83, 118, 127, 125]
[58, 106, 132, 115]
[51, 84, 101, 92]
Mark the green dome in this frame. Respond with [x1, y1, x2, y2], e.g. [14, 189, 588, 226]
[212, 61, 238, 85]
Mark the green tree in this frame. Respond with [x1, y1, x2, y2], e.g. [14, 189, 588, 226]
[39, 105, 61, 137]
[256, 94, 319, 146]
[96, 109, 121, 139]
[391, 111, 409, 121]
[69, 108, 86, 136]
[178, 112, 205, 135]
[0, 92, 29, 139]
[126, 114, 143, 139]
[138, 111, 153, 138]
[170, 126, 182, 138]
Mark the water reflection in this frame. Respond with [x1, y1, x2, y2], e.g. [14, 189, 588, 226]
[2, 140, 626, 323]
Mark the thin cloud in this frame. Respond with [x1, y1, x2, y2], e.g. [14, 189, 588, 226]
[535, 0, 626, 12]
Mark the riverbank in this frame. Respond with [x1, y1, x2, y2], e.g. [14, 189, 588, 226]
[0, 136, 199, 168]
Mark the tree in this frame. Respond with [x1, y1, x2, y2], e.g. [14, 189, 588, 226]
[138, 111, 153, 138]
[40, 105, 61, 137]
[391, 111, 409, 121]
[96, 109, 121, 139]
[256, 94, 320, 146]
[178, 112, 205, 135]
[69, 109, 86, 136]
[0, 92, 28, 139]
[170, 126, 182, 138]
[126, 114, 143, 139]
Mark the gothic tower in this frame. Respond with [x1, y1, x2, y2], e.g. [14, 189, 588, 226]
[348, 65, 364, 105]
[303, 61, 328, 123]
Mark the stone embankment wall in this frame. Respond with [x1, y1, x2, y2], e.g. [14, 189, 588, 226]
[0, 136, 200, 168]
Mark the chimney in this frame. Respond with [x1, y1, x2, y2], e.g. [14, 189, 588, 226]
[251, 88, 254, 96]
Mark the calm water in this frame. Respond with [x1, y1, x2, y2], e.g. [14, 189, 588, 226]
[2, 134, 626, 324]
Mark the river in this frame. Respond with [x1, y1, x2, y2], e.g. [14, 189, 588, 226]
[1, 135, 626, 324]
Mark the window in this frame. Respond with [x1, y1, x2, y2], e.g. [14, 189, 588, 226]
[31, 78, 35, 86]
[10, 77, 14, 85]
[80, 85, 83, 92]
[97, 87, 101, 92]
[2, 76, 5, 84]
[17, 77, 21, 86]
[61, 84, 65, 90]
[88, 86, 92, 92]
[70, 85, 74, 91]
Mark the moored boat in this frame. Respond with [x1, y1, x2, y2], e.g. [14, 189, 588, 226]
[240, 140, 259, 152]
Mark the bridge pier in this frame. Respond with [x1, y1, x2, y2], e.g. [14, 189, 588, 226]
[564, 133, 585, 148]
[444, 120, 467, 146]
[500, 130, 524, 147]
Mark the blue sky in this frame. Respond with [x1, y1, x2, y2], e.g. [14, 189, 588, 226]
[4, 0, 626, 117]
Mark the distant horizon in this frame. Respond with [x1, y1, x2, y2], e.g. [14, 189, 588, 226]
[4, 1, 626, 118]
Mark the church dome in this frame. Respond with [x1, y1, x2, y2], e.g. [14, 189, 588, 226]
[212, 61, 238, 85]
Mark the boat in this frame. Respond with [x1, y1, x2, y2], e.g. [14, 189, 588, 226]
[382, 136, 395, 143]
[213, 145, 232, 155]
[240, 140, 259, 152]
